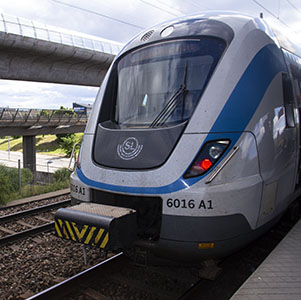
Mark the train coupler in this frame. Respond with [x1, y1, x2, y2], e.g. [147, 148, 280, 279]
[54, 203, 137, 251]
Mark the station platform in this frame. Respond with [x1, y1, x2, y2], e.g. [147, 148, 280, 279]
[230, 219, 301, 300]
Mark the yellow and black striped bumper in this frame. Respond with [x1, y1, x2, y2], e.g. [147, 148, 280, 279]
[54, 203, 137, 251]
[55, 219, 110, 248]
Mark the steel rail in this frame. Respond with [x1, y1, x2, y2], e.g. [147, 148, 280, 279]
[0, 199, 71, 224]
[0, 189, 70, 210]
[0, 222, 54, 246]
[176, 279, 203, 300]
[27, 252, 124, 300]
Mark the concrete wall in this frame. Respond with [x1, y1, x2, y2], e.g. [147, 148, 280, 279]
[36, 171, 53, 184]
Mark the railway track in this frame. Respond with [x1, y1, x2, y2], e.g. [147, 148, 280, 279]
[27, 253, 124, 300]
[1, 191, 300, 300]
[21, 201, 301, 300]
[26, 251, 201, 300]
[0, 199, 71, 246]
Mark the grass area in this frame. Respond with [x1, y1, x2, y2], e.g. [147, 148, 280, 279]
[0, 166, 72, 205]
[0, 133, 83, 156]
[36, 135, 64, 155]
[0, 134, 81, 204]
[0, 136, 23, 151]
[9, 179, 70, 202]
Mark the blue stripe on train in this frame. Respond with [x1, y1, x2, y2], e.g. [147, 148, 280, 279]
[78, 43, 286, 195]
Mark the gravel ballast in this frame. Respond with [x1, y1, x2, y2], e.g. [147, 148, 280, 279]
[0, 232, 104, 300]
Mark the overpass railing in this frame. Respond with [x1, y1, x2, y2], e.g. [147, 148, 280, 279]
[0, 108, 88, 127]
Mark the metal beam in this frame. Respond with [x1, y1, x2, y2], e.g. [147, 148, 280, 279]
[0, 125, 86, 136]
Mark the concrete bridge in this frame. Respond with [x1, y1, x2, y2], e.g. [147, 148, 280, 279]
[0, 13, 122, 86]
[0, 13, 123, 179]
[0, 107, 88, 176]
[0, 107, 87, 136]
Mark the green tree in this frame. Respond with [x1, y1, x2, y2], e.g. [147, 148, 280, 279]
[59, 134, 76, 157]
[56, 133, 74, 144]
[54, 106, 75, 117]
[53, 168, 72, 182]
[39, 110, 50, 118]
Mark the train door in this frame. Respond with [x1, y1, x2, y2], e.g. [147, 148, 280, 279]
[281, 49, 301, 201]
[257, 54, 299, 226]
[289, 61, 301, 184]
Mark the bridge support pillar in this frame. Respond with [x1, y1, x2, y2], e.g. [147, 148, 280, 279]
[23, 135, 36, 181]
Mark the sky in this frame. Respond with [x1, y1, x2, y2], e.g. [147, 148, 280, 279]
[0, 0, 300, 109]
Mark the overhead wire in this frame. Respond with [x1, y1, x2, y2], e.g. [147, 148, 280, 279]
[139, 0, 180, 17]
[50, 0, 300, 37]
[278, 0, 281, 18]
[252, 0, 281, 19]
[50, 0, 144, 29]
[179, 0, 211, 11]
[149, 0, 187, 15]
[286, 0, 301, 14]
[154, 0, 211, 14]
[251, 0, 293, 28]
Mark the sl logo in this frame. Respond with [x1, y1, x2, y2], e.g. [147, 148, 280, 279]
[117, 137, 143, 160]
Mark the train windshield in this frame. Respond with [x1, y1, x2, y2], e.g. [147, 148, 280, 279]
[109, 38, 225, 128]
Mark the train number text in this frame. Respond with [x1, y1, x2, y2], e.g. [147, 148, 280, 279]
[166, 198, 213, 210]
[70, 184, 86, 196]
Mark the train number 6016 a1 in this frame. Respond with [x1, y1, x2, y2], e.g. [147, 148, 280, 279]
[166, 198, 213, 210]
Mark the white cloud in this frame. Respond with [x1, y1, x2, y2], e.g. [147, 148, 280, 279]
[0, 80, 98, 109]
[0, 0, 300, 109]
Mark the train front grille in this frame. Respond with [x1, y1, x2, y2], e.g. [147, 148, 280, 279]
[91, 189, 162, 241]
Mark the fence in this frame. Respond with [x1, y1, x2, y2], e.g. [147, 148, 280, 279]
[0, 108, 88, 127]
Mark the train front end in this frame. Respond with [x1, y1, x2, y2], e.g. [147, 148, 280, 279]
[56, 14, 295, 262]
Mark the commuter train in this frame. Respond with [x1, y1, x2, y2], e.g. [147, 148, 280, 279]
[55, 12, 301, 263]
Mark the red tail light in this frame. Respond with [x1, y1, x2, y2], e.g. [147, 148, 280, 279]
[183, 140, 230, 179]
[200, 158, 213, 170]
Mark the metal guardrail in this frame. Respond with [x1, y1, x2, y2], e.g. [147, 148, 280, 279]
[0, 108, 88, 127]
[0, 13, 122, 56]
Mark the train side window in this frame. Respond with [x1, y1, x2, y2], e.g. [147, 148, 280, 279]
[282, 73, 296, 128]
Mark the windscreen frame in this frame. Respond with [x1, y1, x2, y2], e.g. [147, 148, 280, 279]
[98, 36, 227, 130]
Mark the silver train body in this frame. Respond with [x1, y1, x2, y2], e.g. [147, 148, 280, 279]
[70, 12, 301, 261]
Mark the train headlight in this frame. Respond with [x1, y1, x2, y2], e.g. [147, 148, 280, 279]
[209, 145, 224, 159]
[183, 140, 230, 178]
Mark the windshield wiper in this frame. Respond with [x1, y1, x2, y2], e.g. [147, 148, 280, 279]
[150, 63, 188, 128]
